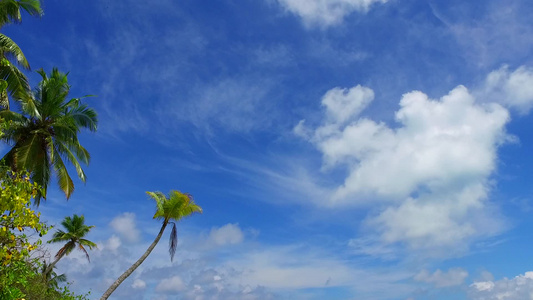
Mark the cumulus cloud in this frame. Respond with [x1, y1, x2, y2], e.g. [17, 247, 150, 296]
[103, 235, 121, 252]
[156, 276, 187, 293]
[297, 83, 511, 252]
[143, 261, 278, 300]
[469, 271, 533, 300]
[414, 268, 468, 288]
[132, 279, 146, 289]
[110, 212, 141, 243]
[480, 65, 533, 114]
[321, 85, 375, 124]
[276, 0, 389, 27]
[208, 223, 245, 246]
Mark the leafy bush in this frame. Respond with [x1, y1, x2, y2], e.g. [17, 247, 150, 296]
[0, 169, 90, 300]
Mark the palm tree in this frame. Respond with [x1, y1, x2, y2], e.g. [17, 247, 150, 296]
[0, 0, 42, 110]
[0, 0, 42, 28]
[100, 190, 202, 300]
[41, 262, 67, 289]
[0, 68, 98, 204]
[44, 214, 97, 276]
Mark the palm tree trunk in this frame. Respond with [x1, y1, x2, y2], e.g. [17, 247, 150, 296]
[100, 222, 168, 300]
[43, 252, 65, 278]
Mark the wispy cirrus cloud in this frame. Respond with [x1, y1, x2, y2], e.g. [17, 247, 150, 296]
[275, 0, 389, 27]
[414, 268, 469, 288]
[429, 1, 533, 68]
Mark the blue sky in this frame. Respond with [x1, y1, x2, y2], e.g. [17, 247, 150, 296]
[3, 0, 533, 299]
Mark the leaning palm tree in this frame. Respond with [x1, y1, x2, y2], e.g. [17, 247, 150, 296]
[44, 214, 97, 276]
[0, 0, 42, 110]
[100, 190, 202, 300]
[0, 68, 97, 205]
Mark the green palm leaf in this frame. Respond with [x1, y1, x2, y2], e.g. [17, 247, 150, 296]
[52, 147, 75, 199]
[0, 54, 30, 99]
[0, 33, 29, 68]
[0, 0, 42, 28]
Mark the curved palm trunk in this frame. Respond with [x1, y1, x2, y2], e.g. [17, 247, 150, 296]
[100, 222, 168, 300]
[43, 252, 66, 278]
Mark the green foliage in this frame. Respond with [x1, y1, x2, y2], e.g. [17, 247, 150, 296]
[0, 259, 91, 300]
[0, 169, 90, 299]
[0, 168, 47, 265]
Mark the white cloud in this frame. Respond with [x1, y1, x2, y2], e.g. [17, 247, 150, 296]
[368, 183, 505, 251]
[110, 212, 141, 243]
[414, 268, 468, 288]
[48, 222, 414, 300]
[304, 85, 509, 204]
[132, 279, 146, 289]
[469, 272, 533, 300]
[298, 83, 510, 252]
[156, 276, 187, 293]
[480, 65, 533, 114]
[226, 245, 413, 299]
[103, 235, 121, 252]
[276, 0, 389, 27]
[208, 223, 245, 246]
[321, 85, 374, 124]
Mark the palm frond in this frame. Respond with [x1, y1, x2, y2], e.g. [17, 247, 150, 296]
[52, 147, 75, 199]
[79, 238, 97, 249]
[16, 0, 42, 18]
[78, 244, 91, 262]
[13, 133, 43, 171]
[169, 222, 178, 262]
[0, 0, 42, 27]
[68, 103, 98, 131]
[147, 191, 167, 219]
[49, 229, 67, 243]
[54, 241, 74, 259]
[0, 33, 29, 68]
[0, 56, 30, 98]
[54, 140, 87, 182]
[27, 135, 50, 205]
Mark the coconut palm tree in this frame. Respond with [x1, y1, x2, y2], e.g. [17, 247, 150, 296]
[0, 0, 42, 28]
[0, 68, 97, 204]
[100, 190, 202, 300]
[44, 214, 97, 277]
[41, 262, 67, 289]
[0, 0, 42, 110]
